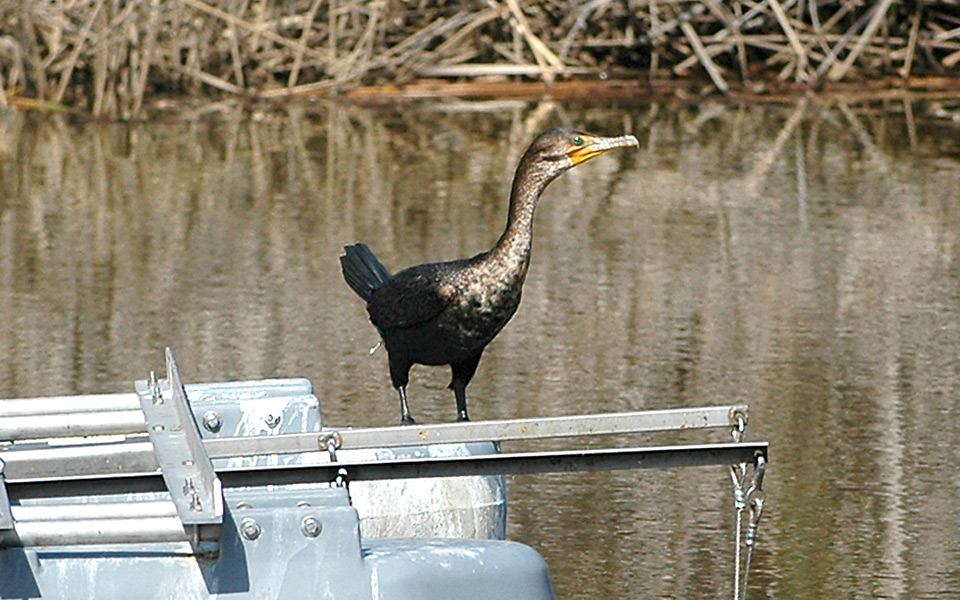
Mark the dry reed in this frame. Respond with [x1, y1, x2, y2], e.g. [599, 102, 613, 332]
[2, 0, 960, 117]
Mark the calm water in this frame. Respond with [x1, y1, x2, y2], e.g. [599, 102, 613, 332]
[2, 97, 960, 599]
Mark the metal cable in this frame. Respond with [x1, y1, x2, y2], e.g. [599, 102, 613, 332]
[730, 414, 748, 600]
[730, 464, 746, 600]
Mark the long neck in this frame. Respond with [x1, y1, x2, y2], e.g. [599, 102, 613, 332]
[491, 159, 553, 263]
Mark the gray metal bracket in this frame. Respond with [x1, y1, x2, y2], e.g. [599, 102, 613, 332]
[136, 348, 223, 552]
[0, 458, 12, 530]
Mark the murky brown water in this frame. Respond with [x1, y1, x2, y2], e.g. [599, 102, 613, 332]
[2, 96, 960, 599]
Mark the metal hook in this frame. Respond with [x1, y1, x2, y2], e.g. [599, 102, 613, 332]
[743, 454, 766, 503]
[730, 407, 748, 443]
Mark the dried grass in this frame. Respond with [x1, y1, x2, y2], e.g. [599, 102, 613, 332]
[2, 0, 960, 117]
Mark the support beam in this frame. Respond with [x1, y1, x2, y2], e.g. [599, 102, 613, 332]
[5, 442, 768, 502]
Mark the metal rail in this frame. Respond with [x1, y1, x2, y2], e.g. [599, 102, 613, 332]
[219, 442, 769, 485]
[0, 441, 766, 547]
[0, 393, 141, 418]
[6, 441, 767, 497]
[208, 405, 747, 456]
[0, 397, 745, 449]
[0, 439, 159, 481]
[0, 516, 218, 547]
[0, 408, 748, 481]
[0, 410, 147, 440]
[0, 379, 314, 441]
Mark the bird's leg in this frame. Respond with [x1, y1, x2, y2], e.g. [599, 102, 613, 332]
[389, 357, 415, 425]
[449, 354, 481, 422]
[451, 380, 470, 422]
[397, 385, 416, 425]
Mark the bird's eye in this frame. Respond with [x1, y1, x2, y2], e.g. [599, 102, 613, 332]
[572, 136, 584, 146]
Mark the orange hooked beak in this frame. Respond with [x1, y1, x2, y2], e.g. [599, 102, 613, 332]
[567, 134, 639, 166]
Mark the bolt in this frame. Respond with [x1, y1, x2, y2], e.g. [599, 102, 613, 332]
[239, 517, 261, 541]
[265, 414, 281, 428]
[202, 411, 223, 433]
[318, 432, 342, 452]
[301, 516, 322, 538]
[150, 371, 163, 405]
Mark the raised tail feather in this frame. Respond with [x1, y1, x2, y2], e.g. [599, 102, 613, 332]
[340, 243, 391, 302]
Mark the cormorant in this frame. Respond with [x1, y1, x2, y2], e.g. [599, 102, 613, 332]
[341, 128, 638, 425]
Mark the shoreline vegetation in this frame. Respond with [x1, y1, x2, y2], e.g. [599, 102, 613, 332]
[2, 0, 960, 118]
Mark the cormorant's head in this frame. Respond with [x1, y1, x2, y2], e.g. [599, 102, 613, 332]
[523, 128, 639, 177]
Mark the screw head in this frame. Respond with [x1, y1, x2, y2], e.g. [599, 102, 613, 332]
[301, 515, 322, 538]
[202, 411, 223, 433]
[239, 517, 261, 541]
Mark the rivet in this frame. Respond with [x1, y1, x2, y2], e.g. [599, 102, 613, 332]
[301, 516, 322, 538]
[240, 517, 261, 541]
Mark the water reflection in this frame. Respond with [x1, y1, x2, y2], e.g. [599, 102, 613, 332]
[1, 97, 960, 599]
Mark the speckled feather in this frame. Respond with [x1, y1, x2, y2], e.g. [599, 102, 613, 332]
[365, 135, 560, 358]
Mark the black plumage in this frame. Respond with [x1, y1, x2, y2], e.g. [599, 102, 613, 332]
[341, 128, 638, 424]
